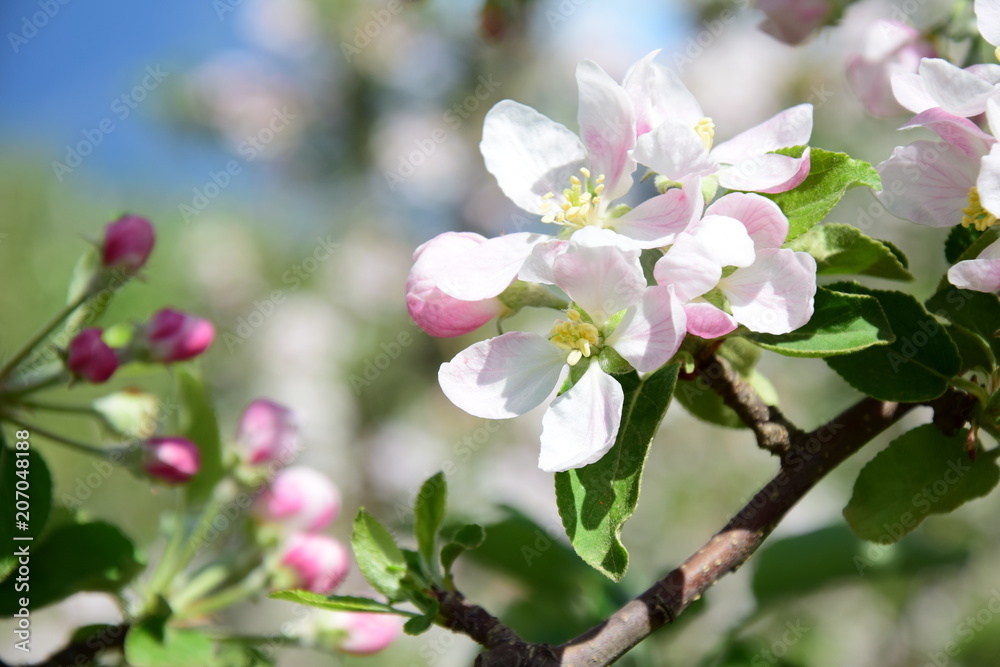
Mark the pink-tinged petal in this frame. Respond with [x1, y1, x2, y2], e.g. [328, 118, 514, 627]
[979, 142, 1000, 217]
[576, 59, 636, 202]
[718, 149, 811, 194]
[876, 141, 979, 227]
[653, 234, 722, 302]
[436, 232, 543, 300]
[687, 215, 756, 268]
[518, 237, 568, 285]
[705, 192, 789, 248]
[919, 58, 997, 117]
[901, 108, 996, 158]
[438, 332, 565, 419]
[720, 249, 817, 334]
[538, 364, 623, 472]
[711, 104, 813, 163]
[757, 0, 831, 45]
[612, 178, 703, 248]
[891, 70, 937, 114]
[632, 119, 718, 182]
[948, 257, 1000, 293]
[977, 0, 1000, 46]
[605, 285, 686, 373]
[683, 301, 738, 339]
[481, 100, 587, 214]
[988, 96, 1000, 143]
[622, 50, 703, 134]
[552, 227, 645, 323]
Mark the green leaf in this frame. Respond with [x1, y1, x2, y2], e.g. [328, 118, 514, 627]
[440, 524, 485, 574]
[745, 286, 894, 358]
[945, 225, 984, 264]
[414, 472, 447, 574]
[215, 642, 274, 667]
[926, 287, 1000, 361]
[269, 590, 401, 613]
[403, 606, 438, 636]
[843, 425, 1000, 543]
[124, 617, 215, 667]
[555, 363, 679, 580]
[762, 148, 882, 241]
[825, 284, 961, 401]
[786, 223, 912, 280]
[352, 509, 407, 601]
[0, 521, 143, 615]
[946, 323, 996, 373]
[0, 438, 53, 579]
[176, 369, 223, 505]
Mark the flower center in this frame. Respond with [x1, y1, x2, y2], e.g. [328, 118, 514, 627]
[694, 117, 715, 150]
[540, 167, 606, 229]
[962, 187, 999, 231]
[548, 309, 599, 366]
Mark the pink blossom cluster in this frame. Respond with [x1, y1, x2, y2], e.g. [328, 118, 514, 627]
[406, 51, 818, 472]
[874, 1, 1000, 293]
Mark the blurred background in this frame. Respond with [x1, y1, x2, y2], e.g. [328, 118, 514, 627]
[3, 0, 1000, 665]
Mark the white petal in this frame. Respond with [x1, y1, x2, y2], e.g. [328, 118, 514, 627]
[977, 0, 1000, 46]
[538, 364, 624, 472]
[901, 108, 996, 158]
[438, 332, 566, 419]
[683, 301, 738, 339]
[437, 232, 544, 300]
[704, 192, 789, 249]
[720, 249, 817, 335]
[711, 104, 813, 163]
[977, 142, 1000, 217]
[876, 141, 979, 227]
[622, 50, 703, 133]
[632, 119, 719, 182]
[481, 100, 588, 214]
[611, 179, 703, 248]
[891, 70, 937, 115]
[552, 227, 645, 323]
[988, 96, 1000, 147]
[653, 234, 723, 302]
[717, 149, 811, 194]
[605, 285, 686, 373]
[687, 215, 756, 268]
[949, 257, 1000, 293]
[576, 59, 637, 202]
[919, 58, 997, 117]
[518, 237, 568, 285]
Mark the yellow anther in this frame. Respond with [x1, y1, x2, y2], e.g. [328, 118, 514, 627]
[548, 309, 600, 364]
[595, 174, 605, 184]
[539, 169, 609, 229]
[570, 175, 582, 186]
[580, 167, 591, 179]
[962, 187, 999, 231]
[694, 117, 715, 151]
[542, 192, 555, 200]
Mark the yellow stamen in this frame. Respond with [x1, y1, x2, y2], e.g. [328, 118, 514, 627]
[548, 309, 600, 365]
[694, 117, 715, 151]
[538, 168, 608, 229]
[962, 187, 999, 231]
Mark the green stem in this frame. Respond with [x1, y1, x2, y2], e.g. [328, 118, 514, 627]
[179, 567, 268, 618]
[143, 502, 190, 612]
[170, 564, 231, 611]
[0, 414, 107, 457]
[0, 372, 68, 399]
[952, 376, 989, 405]
[12, 399, 100, 416]
[0, 293, 88, 386]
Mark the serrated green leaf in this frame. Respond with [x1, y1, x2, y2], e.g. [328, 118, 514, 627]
[176, 370, 223, 505]
[124, 617, 215, 667]
[825, 284, 961, 401]
[945, 225, 984, 264]
[269, 590, 400, 613]
[745, 286, 894, 358]
[555, 364, 679, 580]
[0, 521, 143, 615]
[352, 509, 407, 601]
[926, 287, 1000, 361]
[786, 223, 913, 280]
[762, 148, 882, 241]
[843, 425, 1000, 544]
[440, 524, 485, 574]
[946, 323, 996, 373]
[414, 472, 447, 575]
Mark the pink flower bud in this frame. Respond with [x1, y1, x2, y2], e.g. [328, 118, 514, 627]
[279, 533, 350, 595]
[143, 436, 201, 484]
[330, 612, 404, 655]
[255, 467, 340, 532]
[145, 308, 215, 362]
[66, 328, 119, 383]
[235, 399, 298, 465]
[757, 0, 832, 45]
[406, 232, 504, 337]
[846, 20, 936, 118]
[102, 214, 155, 274]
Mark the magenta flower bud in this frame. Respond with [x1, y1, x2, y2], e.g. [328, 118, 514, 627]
[102, 214, 155, 274]
[846, 20, 936, 118]
[279, 533, 350, 595]
[406, 232, 505, 337]
[145, 308, 215, 363]
[235, 399, 298, 465]
[330, 612, 404, 655]
[255, 467, 340, 532]
[757, 0, 832, 45]
[143, 436, 201, 484]
[66, 328, 119, 383]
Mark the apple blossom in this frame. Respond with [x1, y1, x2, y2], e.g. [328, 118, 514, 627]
[948, 237, 1000, 293]
[323, 612, 403, 655]
[66, 328, 119, 383]
[846, 20, 936, 118]
[438, 227, 685, 472]
[143, 436, 201, 485]
[279, 533, 350, 595]
[977, 0, 1000, 57]
[892, 58, 1000, 118]
[101, 214, 155, 274]
[756, 0, 832, 45]
[255, 466, 340, 532]
[144, 308, 215, 363]
[235, 399, 298, 465]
